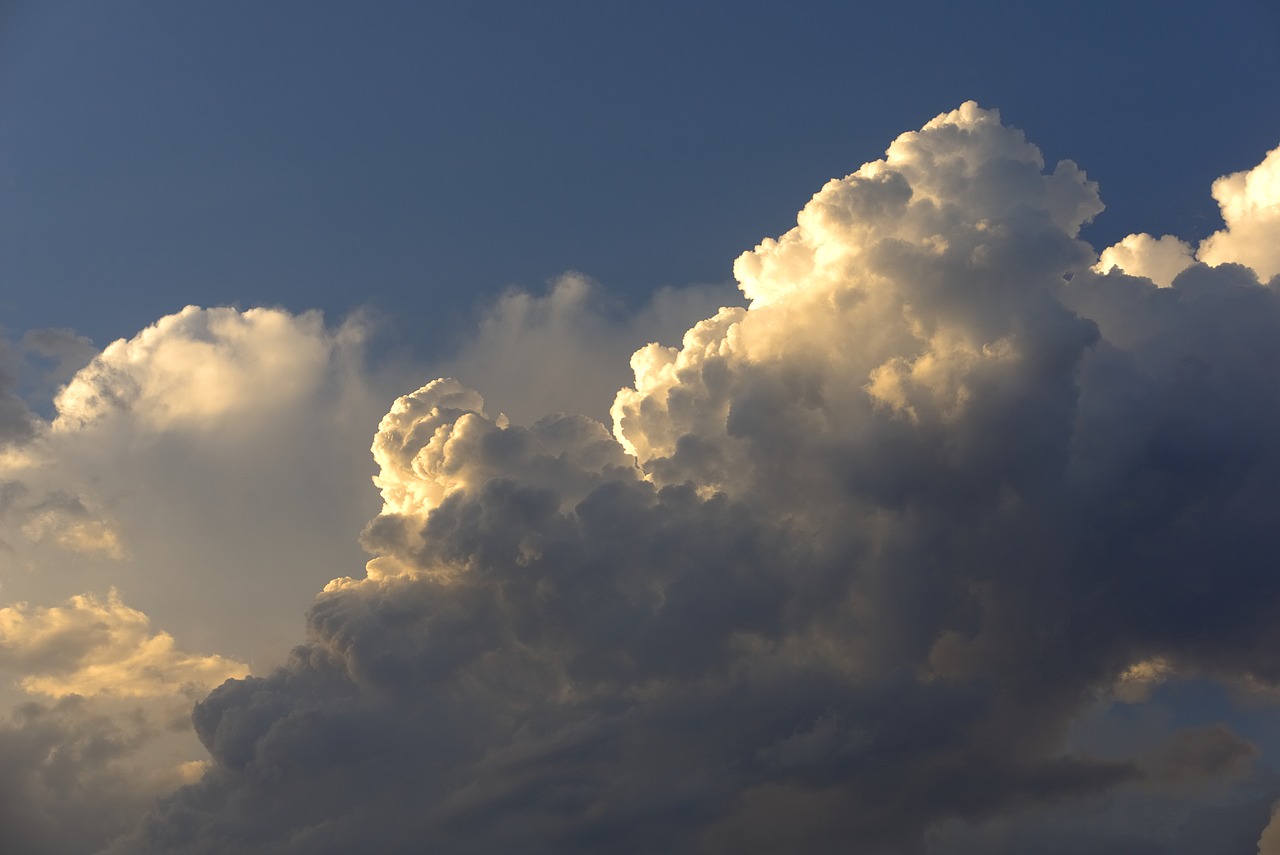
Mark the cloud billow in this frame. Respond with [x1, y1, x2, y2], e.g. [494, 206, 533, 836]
[105, 104, 1280, 854]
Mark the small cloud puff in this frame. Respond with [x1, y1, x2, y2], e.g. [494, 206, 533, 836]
[1094, 232, 1196, 287]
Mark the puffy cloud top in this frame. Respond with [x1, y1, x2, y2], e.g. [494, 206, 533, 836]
[1097, 143, 1280, 286]
[734, 102, 1101, 308]
[104, 105, 1280, 854]
[53, 306, 334, 433]
[616, 102, 1103, 508]
[1198, 144, 1280, 279]
[1095, 232, 1197, 287]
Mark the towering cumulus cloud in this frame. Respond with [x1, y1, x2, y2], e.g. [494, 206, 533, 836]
[106, 104, 1280, 853]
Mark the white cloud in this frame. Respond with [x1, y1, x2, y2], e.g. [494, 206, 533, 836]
[1096, 144, 1280, 286]
[1094, 232, 1195, 286]
[0, 305, 396, 668]
[1198, 145, 1280, 280]
[53, 305, 336, 433]
[617, 101, 1104, 507]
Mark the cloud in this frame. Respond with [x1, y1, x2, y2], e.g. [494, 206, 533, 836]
[0, 589, 247, 699]
[83, 103, 1280, 854]
[0, 304, 397, 668]
[0, 306, 422, 855]
[0, 278, 741, 852]
[0, 695, 207, 855]
[52, 305, 337, 433]
[1097, 143, 1280, 287]
[17, 327, 98, 410]
[1135, 724, 1256, 791]
[15, 490, 128, 559]
[434, 272, 741, 427]
[1094, 233, 1196, 287]
[931, 786, 1278, 855]
[0, 337, 38, 447]
[1198, 145, 1280, 280]
[1260, 801, 1280, 855]
[0, 307, 420, 855]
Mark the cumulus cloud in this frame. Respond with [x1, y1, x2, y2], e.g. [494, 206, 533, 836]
[1094, 232, 1196, 287]
[52, 305, 337, 434]
[0, 306, 410, 855]
[0, 589, 247, 699]
[1198, 145, 1280, 280]
[1097, 143, 1280, 286]
[81, 103, 1280, 855]
[0, 304, 396, 667]
[0, 281, 747, 852]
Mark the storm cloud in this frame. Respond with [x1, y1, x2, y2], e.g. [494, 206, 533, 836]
[79, 103, 1280, 853]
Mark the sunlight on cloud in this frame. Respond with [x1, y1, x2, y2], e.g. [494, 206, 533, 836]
[0, 590, 248, 699]
[0, 304, 398, 674]
[1096, 143, 1280, 285]
[0, 307, 391, 855]
[1198, 145, 1280, 279]
[53, 305, 333, 433]
[1112, 657, 1176, 703]
[1094, 232, 1195, 286]
[362, 377, 635, 582]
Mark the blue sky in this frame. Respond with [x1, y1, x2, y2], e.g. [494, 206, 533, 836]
[3, 4, 1280, 854]
[3, 0, 1277, 351]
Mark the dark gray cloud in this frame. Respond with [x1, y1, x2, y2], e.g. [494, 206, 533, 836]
[100, 105, 1280, 853]
[0, 337, 38, 446]
[0, 327, 96, 445]
[0, 696, 162, 855]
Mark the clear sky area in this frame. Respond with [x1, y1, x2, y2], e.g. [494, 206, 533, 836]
[2, 3, 1280, 854]
[3, 1, 1277, 350]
